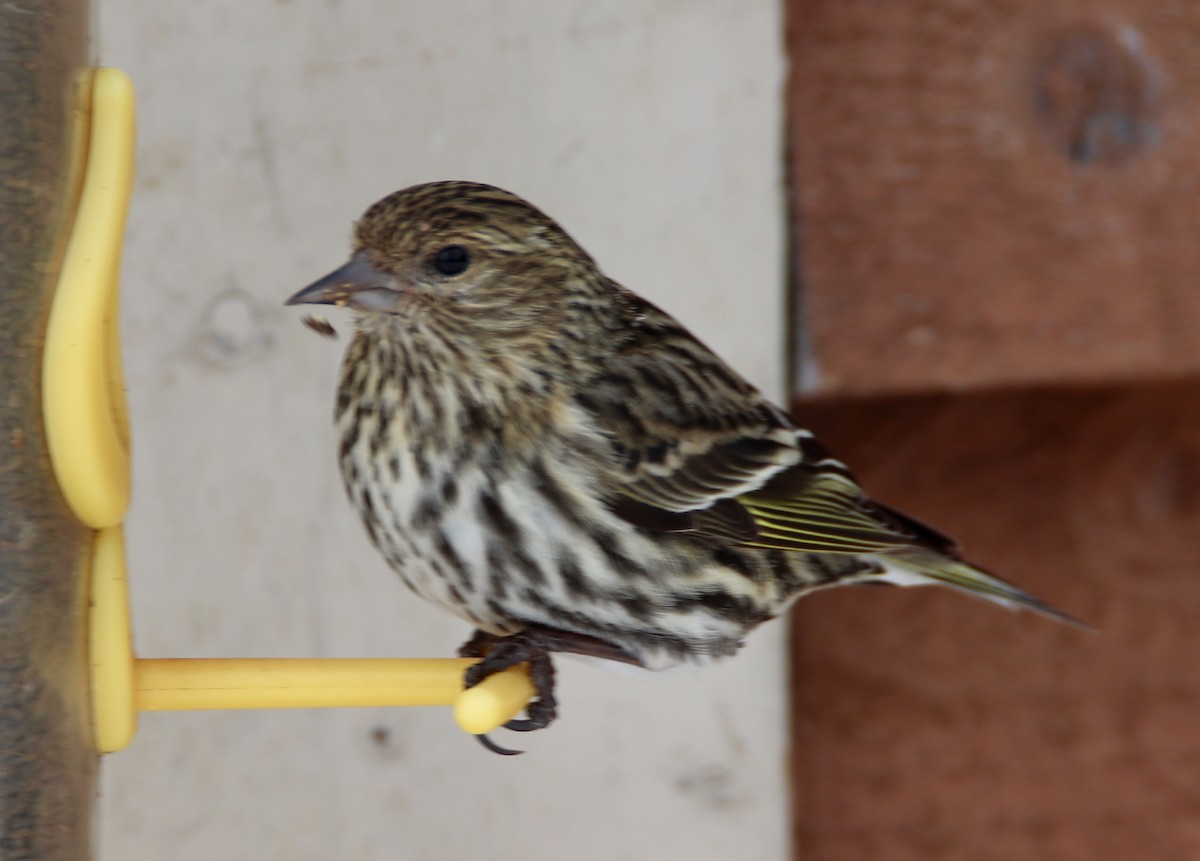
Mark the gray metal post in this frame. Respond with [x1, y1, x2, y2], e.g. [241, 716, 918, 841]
[0, 2, 96, 859]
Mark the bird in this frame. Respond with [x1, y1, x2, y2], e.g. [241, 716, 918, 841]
[286, 180, 1074, 753]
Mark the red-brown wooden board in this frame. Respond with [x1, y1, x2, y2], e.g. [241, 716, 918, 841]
[787, 1, 1200, 396]
[789, 383, 1200, 860]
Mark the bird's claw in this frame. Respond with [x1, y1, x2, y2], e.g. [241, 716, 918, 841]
[476, 733, 524, 756]
[460, 628, 559, 754]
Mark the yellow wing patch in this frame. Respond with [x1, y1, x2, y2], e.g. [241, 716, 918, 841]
[740, 475, 912, 554]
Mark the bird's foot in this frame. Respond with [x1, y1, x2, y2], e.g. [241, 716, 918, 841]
[458, 625, 644, 754]
[459, 628, 559, 755]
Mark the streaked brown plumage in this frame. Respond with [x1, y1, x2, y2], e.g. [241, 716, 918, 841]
[287, 181, 1073, 748]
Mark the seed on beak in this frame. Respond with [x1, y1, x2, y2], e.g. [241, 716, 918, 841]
[301, 314, 338, 339]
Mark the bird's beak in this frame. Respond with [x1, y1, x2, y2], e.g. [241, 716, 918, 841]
[285, 252, 399, 312]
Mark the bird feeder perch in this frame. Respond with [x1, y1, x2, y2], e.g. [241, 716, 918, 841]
[44, 67, 534, 755]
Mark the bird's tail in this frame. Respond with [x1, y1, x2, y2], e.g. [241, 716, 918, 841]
[867, 551, 1085, 628]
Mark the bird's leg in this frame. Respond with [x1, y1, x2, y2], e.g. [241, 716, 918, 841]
[456, 628, 497, 660]
[498, 650, 555, 733]
[461, 628, 558, 731]
[457, 628, 558, 755]
[457, 625, 644, 754]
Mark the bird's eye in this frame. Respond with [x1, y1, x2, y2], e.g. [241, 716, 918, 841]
[431, 244, 471, 277]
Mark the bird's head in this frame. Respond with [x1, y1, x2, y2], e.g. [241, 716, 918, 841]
[286, 181, 599, 340]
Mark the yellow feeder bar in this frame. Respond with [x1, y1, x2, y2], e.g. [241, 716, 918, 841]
[44, 68, 534, 755]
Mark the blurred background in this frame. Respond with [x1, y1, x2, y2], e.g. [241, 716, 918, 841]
[5, 0, 1198, 859]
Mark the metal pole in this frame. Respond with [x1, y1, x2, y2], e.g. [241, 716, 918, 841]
[0, 2, 96, 859]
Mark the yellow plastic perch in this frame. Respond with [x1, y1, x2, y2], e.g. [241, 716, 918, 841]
[43, 68, 533, 755]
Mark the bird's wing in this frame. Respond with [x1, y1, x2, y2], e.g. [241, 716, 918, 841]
[738, 460, 956, 554]
[577, 292, 954, 555]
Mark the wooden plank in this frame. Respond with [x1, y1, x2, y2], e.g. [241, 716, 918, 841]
[789, 382, 1200, 859]
[787, 1, 1200, 395]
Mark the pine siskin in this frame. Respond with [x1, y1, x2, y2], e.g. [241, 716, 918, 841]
[287, 181, 1073, 752]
